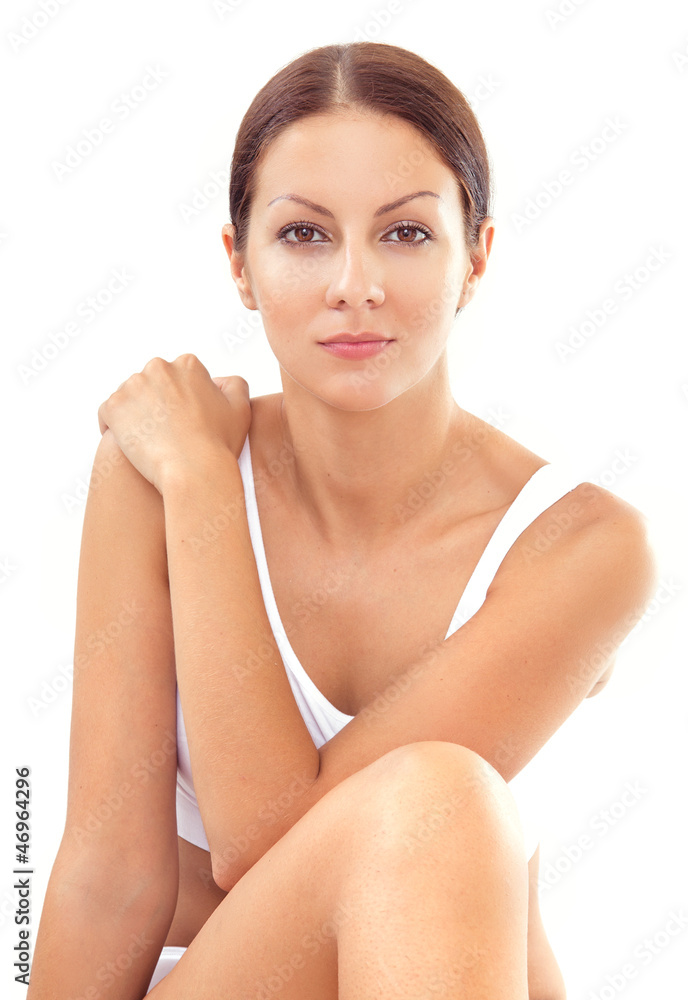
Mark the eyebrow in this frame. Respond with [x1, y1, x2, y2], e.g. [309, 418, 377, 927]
[266, 190, 442, 218]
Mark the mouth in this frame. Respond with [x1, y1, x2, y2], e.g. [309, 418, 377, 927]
[319, 340, 394, 359]
[318, 332, 391, 344]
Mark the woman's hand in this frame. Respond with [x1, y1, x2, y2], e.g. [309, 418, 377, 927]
[97, 354, 251, 493]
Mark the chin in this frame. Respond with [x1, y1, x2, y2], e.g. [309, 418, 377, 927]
[280, 365, 410, 412]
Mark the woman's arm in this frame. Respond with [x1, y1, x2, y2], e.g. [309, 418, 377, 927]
[162, 457, 657, 893]
[312, 486, 658, 789]
[161, 450, 320, 890]
[27, 431, 179, 999]
[92, 356, 322, 894]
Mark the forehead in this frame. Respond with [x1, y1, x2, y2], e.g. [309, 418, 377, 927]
[252, 111, 459, 209]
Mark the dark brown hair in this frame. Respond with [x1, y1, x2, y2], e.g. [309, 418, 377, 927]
[228, 42, 493, 263]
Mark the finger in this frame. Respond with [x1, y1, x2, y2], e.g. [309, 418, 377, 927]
[212, 375, 249, 394]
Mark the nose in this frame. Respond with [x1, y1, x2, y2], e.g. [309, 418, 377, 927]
[324, 242, 385, 310]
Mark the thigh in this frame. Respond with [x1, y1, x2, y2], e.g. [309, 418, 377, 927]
[146, 750, 393, 998]
[147, 741, 525, 999]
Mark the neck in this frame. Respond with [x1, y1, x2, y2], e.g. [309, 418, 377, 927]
[274, 359, 483, 550]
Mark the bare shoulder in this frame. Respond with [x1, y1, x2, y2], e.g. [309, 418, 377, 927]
[474, 410, 657, 594]
[247, 392, 282, 428]
[469, 414, 660, 698]
[504, 474, 658, 607]
[498, 474, 659, 698]
[546, 478, 655, 570]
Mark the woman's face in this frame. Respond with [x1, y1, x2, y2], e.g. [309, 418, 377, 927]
[223, 110, 492, 411]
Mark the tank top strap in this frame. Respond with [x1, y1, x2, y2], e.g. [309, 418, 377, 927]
[444, 463, 588, 638]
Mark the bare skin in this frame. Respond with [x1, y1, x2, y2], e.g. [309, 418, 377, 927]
[158, 392, 590, 998]
[26, 97, 654, 999]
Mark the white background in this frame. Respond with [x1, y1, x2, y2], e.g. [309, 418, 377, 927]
[2, 0, 687, 996]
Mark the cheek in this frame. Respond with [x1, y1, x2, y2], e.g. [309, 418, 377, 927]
[396, 272, 459, 346]
[253, 252, 325, 318]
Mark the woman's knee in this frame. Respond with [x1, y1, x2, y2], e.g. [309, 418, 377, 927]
[366, 739, 513, 805]
[342, 741, 525, 859]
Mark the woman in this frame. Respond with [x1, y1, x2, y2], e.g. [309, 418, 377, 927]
[28, 42, 657, 999]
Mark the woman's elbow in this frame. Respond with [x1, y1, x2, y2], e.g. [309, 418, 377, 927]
[210, 834, 266, 893]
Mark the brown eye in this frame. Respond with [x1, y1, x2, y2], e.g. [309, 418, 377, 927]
[279, 222, 327, 245]
[385, 224, 431, 244]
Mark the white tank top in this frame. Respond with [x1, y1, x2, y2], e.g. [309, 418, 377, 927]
[176, 434, 588, 861]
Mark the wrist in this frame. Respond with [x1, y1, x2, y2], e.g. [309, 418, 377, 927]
[159, 444, 240, 496]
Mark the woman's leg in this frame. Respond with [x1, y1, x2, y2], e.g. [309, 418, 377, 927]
[148, 741, 530, 999]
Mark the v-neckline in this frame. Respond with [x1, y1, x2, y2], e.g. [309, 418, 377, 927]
[238, 435, 567, 723]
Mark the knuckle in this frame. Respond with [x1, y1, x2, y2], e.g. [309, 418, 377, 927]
[143, 356, 166, 372]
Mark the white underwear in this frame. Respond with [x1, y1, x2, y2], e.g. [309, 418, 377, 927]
[147, 946, 187, 993]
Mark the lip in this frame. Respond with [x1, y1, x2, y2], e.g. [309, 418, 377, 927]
[320, 340, 393, 359]
[319, 332, 390, 344]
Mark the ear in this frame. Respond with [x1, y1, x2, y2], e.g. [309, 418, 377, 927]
[457, 217, 495, 311]
[222, 223, 259, 311]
